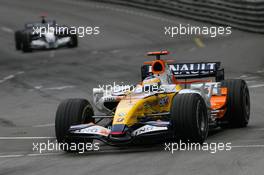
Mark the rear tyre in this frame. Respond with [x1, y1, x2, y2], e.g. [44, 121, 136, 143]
[68, 34, 78, 48]
[170, 93, 208, 143]
[55, 98, 94, 152]
[220, 79, 250, 128]
[21, 33, 32, 52]
[15, 31, 22, 50]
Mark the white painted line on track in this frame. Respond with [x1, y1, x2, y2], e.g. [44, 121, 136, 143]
[0, 75, 14, 83]
[0, 71, 24, 84]
[0, 153, 62, 158]
[252, 128, 264, 131]
[34, 85, 43, 90]
[1, 26, 14, 33]
[243, 76, 259, 80]
[249, 84, 264, 88]
[32, 123, 55, 128]
[0, 144, 263, 158]
[33, 85, 75, 91]
[0, 137, 55, 140]
[0, 154, 24, 158]
[232, 145, 264, 148]
[245, 80, 257, 83]
[240, 75, 248, 78]
[44, 85, 75, 90]
[27, 153, 62, 157]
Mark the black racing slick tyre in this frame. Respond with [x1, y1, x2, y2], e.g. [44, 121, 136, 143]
[21, 33, 32, 52]
[55, 98, 94, 152]
[68, 34, 78, 48]
[220, 79, 250, 128]
[15, 31, 22, 50]
[170, 93, 209, 143]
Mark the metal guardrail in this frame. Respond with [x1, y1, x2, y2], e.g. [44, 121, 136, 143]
[91, 0, 264, 33]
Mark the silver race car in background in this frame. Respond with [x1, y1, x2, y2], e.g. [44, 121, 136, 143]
[15, 16, 78, 52]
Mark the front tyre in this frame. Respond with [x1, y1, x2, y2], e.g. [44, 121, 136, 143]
[15, 31, 22, 50]
[68, 34, 78, 48]
[21, 32, 32, 53]
[170, 93, 209, 143]
[55, 98, 94, 152]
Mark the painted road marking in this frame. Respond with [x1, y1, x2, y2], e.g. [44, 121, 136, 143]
[252, 128, 264, 131]
[32, 123, 55, 128]
[249, 84, 264, 88]
[27, 153, 62, 157]
[243, 76, 259, 80]
[245, 80, 257, 84]
[0, 71, 24, 84]
[0, 153, 62, 158]
[33, 85, 75, 90]
[0, 144, 264, 158]
[44, 85, 75, 90]
[240, 75, 248, 78]
[0, 154, 24, 158]
[194, 37, 205, 48]
[34, 85, 43, 90]
[1, 26, 13, 33]
[232, 145, 264, 148]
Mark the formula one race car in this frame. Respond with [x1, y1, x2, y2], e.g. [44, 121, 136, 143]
[15, 16, 78, 52]
[55, 51, 250, 152]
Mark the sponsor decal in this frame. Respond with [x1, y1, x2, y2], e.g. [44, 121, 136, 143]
[159, 96, 169, 106]
[116, 118, 124, 122]
[118, 112, 126, 117]
[73, 125, 110, 136]
[104, 96, 116, 102]
[169, 63, 217, 75]
[132, 125, 168, 136]
[148, 62, 219, 75]
[144, 103, 151, 110]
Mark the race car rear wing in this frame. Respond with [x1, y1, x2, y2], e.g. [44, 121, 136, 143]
[141, 62, 225, 82]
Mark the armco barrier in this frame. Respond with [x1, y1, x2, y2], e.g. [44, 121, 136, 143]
[91, 0, 264, 33]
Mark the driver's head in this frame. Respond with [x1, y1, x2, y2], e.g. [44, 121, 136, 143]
[41, 17, 46, 24]
[142, 76, 161, 92]
[47, 27, 55, 33]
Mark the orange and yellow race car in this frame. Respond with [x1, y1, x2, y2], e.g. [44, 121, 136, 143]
[55, 51, 250, 151]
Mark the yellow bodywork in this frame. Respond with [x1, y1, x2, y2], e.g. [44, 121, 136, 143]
[113, 87, 180, 127]
[112, 84, 228, 127]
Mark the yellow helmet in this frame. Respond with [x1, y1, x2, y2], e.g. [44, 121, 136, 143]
[142, 76, 161, 92]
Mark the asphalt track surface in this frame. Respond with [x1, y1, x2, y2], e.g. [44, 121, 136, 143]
[0, 0, 264, 174]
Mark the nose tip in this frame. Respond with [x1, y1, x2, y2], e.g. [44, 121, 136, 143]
[110, 131, 126, 136]
[45, 33, 56, 43]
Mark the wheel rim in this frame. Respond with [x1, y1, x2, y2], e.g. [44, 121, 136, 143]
[81, 105, 93, 123]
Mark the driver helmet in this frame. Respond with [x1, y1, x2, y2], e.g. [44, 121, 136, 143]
[142, 75, 161, 92]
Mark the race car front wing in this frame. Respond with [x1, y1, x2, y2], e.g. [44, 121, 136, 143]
[68, 120, 171, 145]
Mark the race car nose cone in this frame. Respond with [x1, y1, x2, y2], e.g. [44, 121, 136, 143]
[109, 125, 132, 142]
[110, 131, 126, 136]
[45, 32, 56, 43]
[110, 124, 127, 137]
